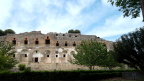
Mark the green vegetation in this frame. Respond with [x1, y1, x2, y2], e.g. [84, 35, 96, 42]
[18, 64, 26, 71]
[114, 27, 144, 73]
[0, 70, 135, 81]
[108, 0, 141, 18]
[69, 40, 121, 70]
[0, 29, 15, 36]
[0, 42, 18, 72]
[68, 29, 81, 33]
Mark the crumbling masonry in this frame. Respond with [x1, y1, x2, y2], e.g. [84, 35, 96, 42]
[0, 31, 113, 70]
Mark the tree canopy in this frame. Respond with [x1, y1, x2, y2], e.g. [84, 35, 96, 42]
[68, 29, 81, 33]
[0, 29, 15, 36]
[69, 40, 120, 70]
[114, 27, 144, 73]
[108, 0, 141, 18]
[0, 42, 18, 71]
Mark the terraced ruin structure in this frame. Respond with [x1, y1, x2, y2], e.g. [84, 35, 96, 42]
[0, 31, 113, 70]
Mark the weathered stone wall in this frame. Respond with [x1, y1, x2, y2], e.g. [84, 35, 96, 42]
[0, 31, 113, 70]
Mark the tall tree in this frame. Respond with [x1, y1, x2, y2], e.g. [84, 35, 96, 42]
[0, 29, 4, 36]
[100, 50, 123, 70]
[114, 27, 144, 73]
[4, 29, 15, 35]
[68, 29, 74, 33]
[108, 0, 142, 19]
[69, 40, 111, 70]
[0, 42, 18, 71]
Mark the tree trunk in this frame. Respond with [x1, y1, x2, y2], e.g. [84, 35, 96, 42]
[89, 66, 92, 70]
[108, 67, 113, 70]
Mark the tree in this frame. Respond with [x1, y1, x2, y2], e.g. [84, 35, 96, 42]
[68, 29, 81, 33]
[74, 29, 81, 33]
[4, 29, 15, 35]
[108, 0, 141, 18]
[0, 42, 18, 71]
[0, 29, 4, 36]
[100, 50, 123, 70]
[69, 40, 108, 70]
[114, 27, 144, 73]
[68, 29, 74, 33]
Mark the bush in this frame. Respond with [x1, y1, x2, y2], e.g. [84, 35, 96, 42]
[18, 64, 26, 71]
[0, 70, 137, 81]
[24, 67, 31, 72]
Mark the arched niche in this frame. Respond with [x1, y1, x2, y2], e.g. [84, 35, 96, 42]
[45, 36, 50, 44]
[12, 38, 16, 45]
[32, 50, 43, 63]
[24, 38, 28, 45]
[35, 38, 39, 44]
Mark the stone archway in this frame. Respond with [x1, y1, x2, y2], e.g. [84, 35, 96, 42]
[32, 50, 43, 63]
[20, 49, 29, 62]
[44, 50, 51, 63]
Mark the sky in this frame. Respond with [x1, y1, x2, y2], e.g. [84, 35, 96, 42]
[0, 0, 143, 41]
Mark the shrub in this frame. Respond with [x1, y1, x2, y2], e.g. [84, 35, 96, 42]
[18, 64, 26, 71]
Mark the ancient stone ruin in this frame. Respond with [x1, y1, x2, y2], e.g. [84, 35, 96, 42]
[0, 31, 113, 70]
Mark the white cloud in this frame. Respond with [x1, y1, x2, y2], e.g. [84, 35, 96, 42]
[87, 14, 144, 39]
[0, 0, 13, 29]
[0, 0, 143, 42]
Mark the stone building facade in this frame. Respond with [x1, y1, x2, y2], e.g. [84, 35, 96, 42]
[0, 31, 113, 70]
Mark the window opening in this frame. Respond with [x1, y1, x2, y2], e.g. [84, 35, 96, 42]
[35, 57, 38, 62]
[36, 51, 38, 53]
[47, 55, 49, 57]
[35, 38, 39, 44]
[56, 41, 59, 46]
[63, 54, 66, 57]
[73, 42, 76, 46]
[45, 37, 50, 44]
[25, 54, 27, 57]
[12, 38, 16, 45]
[63, 34, 65, 36]
[24, 38, 28, 44]
[56, 55, 58, 57]
[65, 41, 68, 46]
[13, 54, 15, 57]
[56, 34, 58, 36]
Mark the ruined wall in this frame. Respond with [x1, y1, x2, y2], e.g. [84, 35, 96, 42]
[0, 31, 113, 70]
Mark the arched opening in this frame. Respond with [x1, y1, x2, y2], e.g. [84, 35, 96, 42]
[35, 38, 39, 44]
[45, 50, 50, 57]
[65, 41, 68, 46]
[56, 41, 59, 46]
[24, 38, 28, 45]
[45, 37, 50, 44]
[12, 38, 16, 45]
[63, 54, 66, 57]
[73, 41, 76, 46]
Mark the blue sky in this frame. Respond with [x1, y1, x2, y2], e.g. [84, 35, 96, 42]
[0, 0, 143, 41]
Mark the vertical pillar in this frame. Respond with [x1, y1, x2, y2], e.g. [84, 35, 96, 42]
[139, 0, 144, 21]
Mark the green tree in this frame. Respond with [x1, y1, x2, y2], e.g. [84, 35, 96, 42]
[69, 40, 108, 70]
[68, 29, 81, 33]
[74, 29, 81, 33]
[100, 50, 123, 70]
[0, 42, 18, 71]
[4, 29, 15, 35]
[0, 29, 4, 36]
[68, 29, 74, 33]
[114, 27, 144, 73]
[108, 0, 141, 18]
